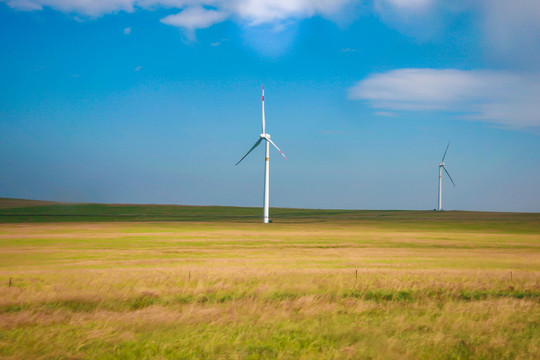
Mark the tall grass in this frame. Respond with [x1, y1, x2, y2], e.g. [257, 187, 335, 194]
[0, 214, 539, 359]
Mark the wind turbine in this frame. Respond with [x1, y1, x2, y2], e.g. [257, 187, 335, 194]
[437, 141, 455, 211]
[236, 86, 287, 223]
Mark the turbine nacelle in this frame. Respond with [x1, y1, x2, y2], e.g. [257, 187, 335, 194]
[235, 87, 287, 168]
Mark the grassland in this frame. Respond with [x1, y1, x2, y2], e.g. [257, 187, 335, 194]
[0, 198, 538, 359]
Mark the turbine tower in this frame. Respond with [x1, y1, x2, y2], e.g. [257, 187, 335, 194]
[437, 141, 455, 211]
[236, 86, 287, 223]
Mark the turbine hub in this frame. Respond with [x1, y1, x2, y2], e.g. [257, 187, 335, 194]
[260, 133, 270, 139]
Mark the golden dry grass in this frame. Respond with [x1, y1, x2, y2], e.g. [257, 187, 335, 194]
[0, 218, 539, 359]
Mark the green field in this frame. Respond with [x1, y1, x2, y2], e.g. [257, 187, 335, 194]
[0, 198, 539, 359]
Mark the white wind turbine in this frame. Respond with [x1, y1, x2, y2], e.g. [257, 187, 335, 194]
[437, 141, 455, 211]
[236, 86, 287, 223]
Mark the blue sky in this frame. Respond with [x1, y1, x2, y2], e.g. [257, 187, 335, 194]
[1, 0, 539, 212]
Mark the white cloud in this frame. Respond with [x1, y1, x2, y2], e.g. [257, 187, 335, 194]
[124, 26, 132, 34]
[5, 0, 539, 65]
[4, 0, 136, 16]
[4, 0, 540, 72]
[349, 68, 540, 129]
[134, 66, 143, 71]
[3, 0, 357, 27]
[228, 0, 355, 25]
[375, 0, 434, 12]
[160, 6, 228, 31]
[4, 0, 42, 10]
[373, 0, 437, 23]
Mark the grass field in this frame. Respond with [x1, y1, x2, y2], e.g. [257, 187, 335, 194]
[0, 198, 539, 359]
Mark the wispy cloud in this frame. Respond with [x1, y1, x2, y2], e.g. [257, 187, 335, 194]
[349, 68, 540, 129]
[3, 0, 357, 28]
[160, 6, 228, 32]
[4, 0, 540, 104]
[374, 111, 397, 117]
[372, 0, 439, 39]
[4, 1, 539, 66]
[373, 0, 540, 68]
[3, 0, 136, 16]
[210, 38, 228, 47]
[375, 0, 435, 14]
[226, 0, 356, 25]
[479, 0, 540, 69]
[1, 0, 341, 19]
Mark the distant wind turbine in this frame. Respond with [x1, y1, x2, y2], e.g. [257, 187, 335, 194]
[437, 141, 455, 211]
[236, 86, 287, 223]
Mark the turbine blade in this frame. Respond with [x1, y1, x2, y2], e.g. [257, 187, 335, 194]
[261, 85, 266, 134]
[443, 166, 456, 187]
[267, 138, 287, 160]
[441, 140, 451, 162]
[236, 138, 263, 166]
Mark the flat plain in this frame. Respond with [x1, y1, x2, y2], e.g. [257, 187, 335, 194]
[0, 199, 539, 359]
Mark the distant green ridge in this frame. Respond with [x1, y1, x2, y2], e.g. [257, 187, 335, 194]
[0, 198, 539, 234]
